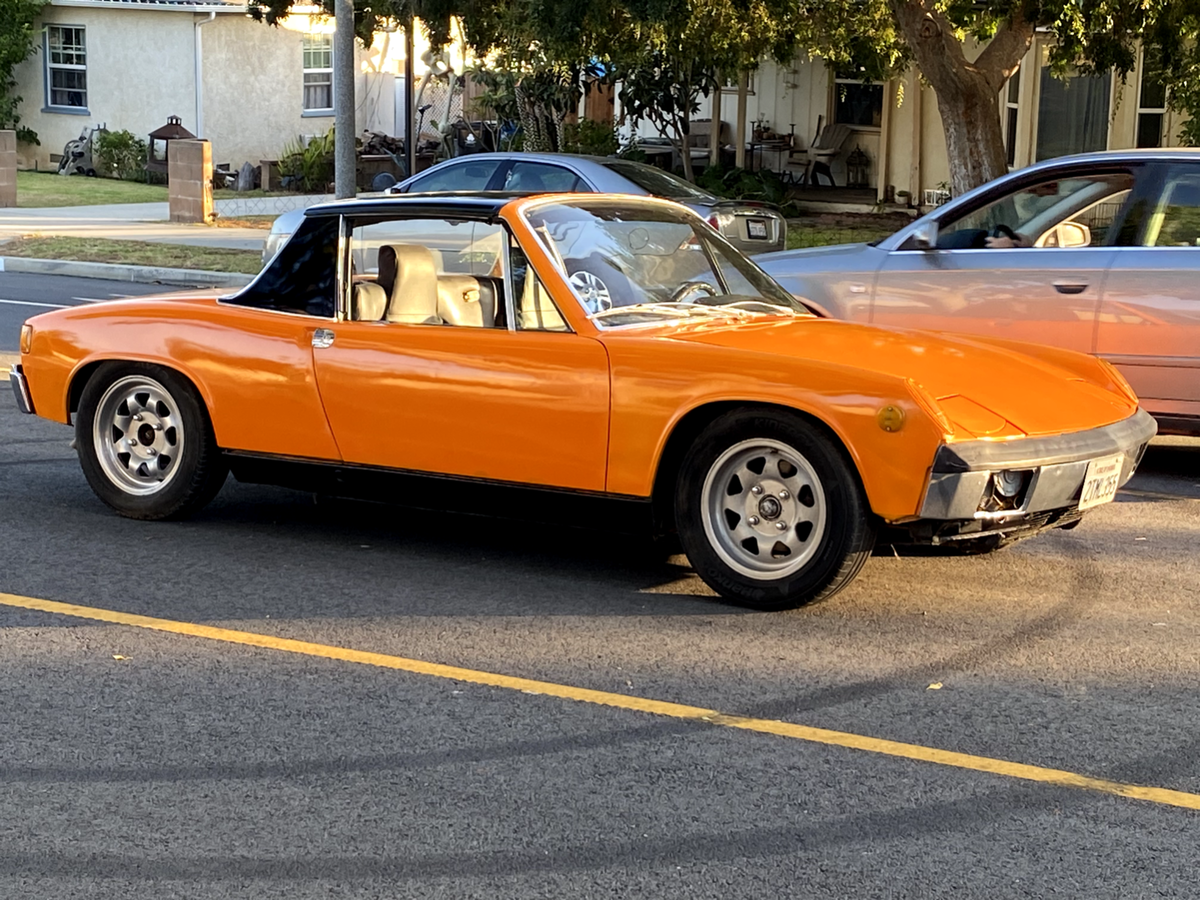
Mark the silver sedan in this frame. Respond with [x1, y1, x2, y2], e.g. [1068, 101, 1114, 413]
[262, 153, 786, 264]
[757, 149, 1200, 436]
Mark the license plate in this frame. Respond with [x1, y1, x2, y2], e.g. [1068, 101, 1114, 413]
[746, 219, 769, 240]
[1078, 453, 1123, 510]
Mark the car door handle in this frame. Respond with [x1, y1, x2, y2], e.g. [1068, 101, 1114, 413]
[1053, 282, 1088, 295]
[312, 328, 335, 349]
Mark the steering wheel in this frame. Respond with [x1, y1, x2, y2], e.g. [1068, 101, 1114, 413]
[990, 223, 1018, 241]
[670, 281, 719, 305]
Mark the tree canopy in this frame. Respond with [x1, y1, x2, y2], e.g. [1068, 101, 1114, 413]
[779, 0, 1200, 191]
[249, 0, 1200, 191]
[0, 0, 46, 144]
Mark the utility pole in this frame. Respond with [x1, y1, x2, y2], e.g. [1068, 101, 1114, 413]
[404, 15, 415, 178]
[333, 0, 356, 199]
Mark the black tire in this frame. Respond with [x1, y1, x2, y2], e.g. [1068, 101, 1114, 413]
[675, 409, 876, 611]
[75, 362, 228, 520]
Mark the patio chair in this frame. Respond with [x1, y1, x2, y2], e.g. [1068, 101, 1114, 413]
[785, 117, 852, 187]
[687, 119, 732, 170]
[807, 117, 852, 186]
[782, 140, 810, 185]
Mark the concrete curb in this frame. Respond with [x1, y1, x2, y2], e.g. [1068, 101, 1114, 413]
[0, 255, 255, 288]
[1, 351, 19, 372]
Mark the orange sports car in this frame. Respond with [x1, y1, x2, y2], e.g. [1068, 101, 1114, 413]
[10, 194, 1155, 610]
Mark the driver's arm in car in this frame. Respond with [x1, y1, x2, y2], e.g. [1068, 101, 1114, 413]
[984, 231, 1032, 249]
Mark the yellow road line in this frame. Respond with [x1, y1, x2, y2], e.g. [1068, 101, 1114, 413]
[3, 589, 1199, 812]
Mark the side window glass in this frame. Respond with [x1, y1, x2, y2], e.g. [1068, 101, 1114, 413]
[503, 162, 582, 193]
[1038, 189, 1131, 247]
[229, 215, 337, 317]
[409, 160, 500, 193]
[511, 243, 570, 332]
[937, 173, 1134, 249]
[347, 218, 508, 328]
[1144, 171, 1200, 247]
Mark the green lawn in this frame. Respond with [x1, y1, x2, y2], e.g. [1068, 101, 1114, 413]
[15, 172, 298, 207]
[16, 171, 168, 207]
[1, 236, 261, 274]
[786, 213, 910, 250]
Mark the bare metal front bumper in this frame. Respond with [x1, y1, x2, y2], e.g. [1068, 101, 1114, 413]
[9, 364, 35, 415]
[919, 408, 1157, 521]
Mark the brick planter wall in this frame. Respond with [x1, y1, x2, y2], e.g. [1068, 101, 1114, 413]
[168, 140, 213, 223]
[0, 131, 16, 208]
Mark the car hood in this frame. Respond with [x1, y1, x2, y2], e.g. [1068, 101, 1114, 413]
[657, 317, 1135, 439]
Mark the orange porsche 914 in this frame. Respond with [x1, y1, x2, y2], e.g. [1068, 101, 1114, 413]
[10, 194, 1156, 610]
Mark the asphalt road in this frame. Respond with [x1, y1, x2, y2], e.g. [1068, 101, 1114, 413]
[3, 377, 1200, 898]
[0, 272, 186, 350]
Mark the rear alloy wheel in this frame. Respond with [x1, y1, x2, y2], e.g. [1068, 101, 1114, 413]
[568, 269, 613, 313]
[566, 255, 633, 311]
[76, 363, 227, 520]
[676, 410, 875, 610]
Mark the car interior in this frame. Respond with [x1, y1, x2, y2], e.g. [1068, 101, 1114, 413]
[935, 173, 1135, 249]
[1144, 175, 1200, 246]
[346, 223, 569, 332]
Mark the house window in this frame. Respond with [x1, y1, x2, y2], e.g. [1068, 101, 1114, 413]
[302, 34, 333, 113]
[1002, 67, 1021, 166]
[833, 70, 883, 128]
[1136, 57, 1167, 148]
[1034, 67, 1111, 161]
[45, 25, 87, 111]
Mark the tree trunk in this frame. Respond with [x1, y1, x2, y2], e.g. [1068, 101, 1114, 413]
[891, 1, 1032, 195]
[679, 110, 695, 182]
[929, 76, 1009, 196]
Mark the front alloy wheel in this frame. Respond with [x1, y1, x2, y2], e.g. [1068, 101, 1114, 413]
[701, 438, 827, 580]
[676, 410, 875, 610]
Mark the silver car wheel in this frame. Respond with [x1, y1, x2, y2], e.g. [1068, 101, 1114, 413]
[92, 375, 185, 496]
[569, 270, 613, 313]
[700, 438, 827, 580]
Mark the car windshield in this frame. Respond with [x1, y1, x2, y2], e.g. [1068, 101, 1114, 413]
[601, 160, 717, 204]
[522, 199, 810, 326]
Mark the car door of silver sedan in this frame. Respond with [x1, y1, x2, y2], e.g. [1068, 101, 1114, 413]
[870, 245, 1115, 355]
[1096, 164, 1200, 428]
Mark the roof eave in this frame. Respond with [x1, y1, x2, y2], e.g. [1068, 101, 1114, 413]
[48, 0, 248, 12]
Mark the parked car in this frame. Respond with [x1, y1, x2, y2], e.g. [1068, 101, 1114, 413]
[12, 194, 1153, 610]
[261, 153, 787, 266]
[757, 149, 1200, 436]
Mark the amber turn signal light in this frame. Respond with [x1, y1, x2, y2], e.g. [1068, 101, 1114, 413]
[20, 323, 33, 354]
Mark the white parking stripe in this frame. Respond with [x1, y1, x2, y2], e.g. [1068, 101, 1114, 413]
[0, 297, 70, 309]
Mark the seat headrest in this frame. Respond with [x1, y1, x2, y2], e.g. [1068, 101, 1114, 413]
[383, 243, 441, 325]
[352, 282, 388, 321]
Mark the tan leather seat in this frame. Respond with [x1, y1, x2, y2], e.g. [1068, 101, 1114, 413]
[437, 275, 495, 327]
[351, 282, 388, 321]
[383, 243, 441, 324]
[519, 272, 568, 331]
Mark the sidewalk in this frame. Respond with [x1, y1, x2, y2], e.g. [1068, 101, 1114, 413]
[0, 203, 266, 251]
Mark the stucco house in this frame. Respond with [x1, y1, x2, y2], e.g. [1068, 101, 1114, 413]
[13, 0, 458, 173]
[625, 36, 1185, 207]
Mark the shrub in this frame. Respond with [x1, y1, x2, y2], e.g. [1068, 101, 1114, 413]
[94, 129, 149, 181]
[696, 164, 792, 210]
[561, 119, 619, 156]
[278, 129, 335, 193]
